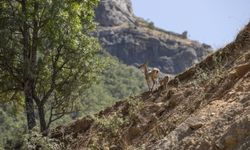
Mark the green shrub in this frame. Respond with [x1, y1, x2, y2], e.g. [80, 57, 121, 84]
[21, 128, 64, 150]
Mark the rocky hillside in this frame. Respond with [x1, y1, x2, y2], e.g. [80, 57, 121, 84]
[51, 22, 250, 149]
[95, 0, 212, 74]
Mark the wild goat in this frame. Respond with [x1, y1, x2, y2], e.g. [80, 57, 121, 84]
[159, 75, 169, 89]
[138, 62, 160, 91]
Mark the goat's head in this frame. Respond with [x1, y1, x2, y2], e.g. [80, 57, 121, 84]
[152, 68, 160, 74]
[138, 61, 148, 70]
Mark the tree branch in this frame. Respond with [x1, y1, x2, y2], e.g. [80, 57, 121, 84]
[41, 45, 68, 105]
[46, 90, 77, 129]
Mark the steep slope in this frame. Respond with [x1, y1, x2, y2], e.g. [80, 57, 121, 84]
[95, 0, 212, 74]
[51, 22, 250, 150]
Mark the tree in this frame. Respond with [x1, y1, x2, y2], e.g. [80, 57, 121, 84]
[0, 0, 104, 132]
[182, 30, 188, 39]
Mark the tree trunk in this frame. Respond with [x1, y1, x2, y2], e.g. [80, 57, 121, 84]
[21, 0, 37, 131]
[37, 105, 47, 133]
[24, 81, 36, 130]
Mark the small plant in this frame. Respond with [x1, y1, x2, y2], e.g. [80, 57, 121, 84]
[146, 19, 155, 29]
[182, 31, 188, 39]
[94, 112, 125, 136]
[21, 128, 64, 150]
[127, 97, 143, 120]
[154, 124, 168, 139]
[148, 21, 155, 29]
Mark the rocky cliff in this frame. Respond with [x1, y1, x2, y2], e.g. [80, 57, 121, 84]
[95, 0, 135, 26]
[95, 0, 212, 74]
[51, 22, 250, 149]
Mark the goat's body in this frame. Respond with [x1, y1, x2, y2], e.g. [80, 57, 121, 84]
[139, 63, 160, 91]
[159, 74, 175, 89]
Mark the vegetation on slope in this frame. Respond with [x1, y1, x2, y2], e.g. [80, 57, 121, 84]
[0, 59, 147, 149]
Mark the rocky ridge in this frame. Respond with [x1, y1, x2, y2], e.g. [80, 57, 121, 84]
[51, 22, 250, 150]
[95, 0, 212, 74]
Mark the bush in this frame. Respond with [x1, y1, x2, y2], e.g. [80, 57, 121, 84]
[21, 128, 64, 150]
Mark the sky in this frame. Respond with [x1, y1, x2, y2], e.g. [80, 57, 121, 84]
[131, 0, 250, 49]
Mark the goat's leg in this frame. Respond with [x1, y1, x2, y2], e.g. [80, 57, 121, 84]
[147, 80, 151, 91]
[151, 80, 156, 91]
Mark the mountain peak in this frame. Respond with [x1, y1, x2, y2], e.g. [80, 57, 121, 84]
[95, 0, 135, 26]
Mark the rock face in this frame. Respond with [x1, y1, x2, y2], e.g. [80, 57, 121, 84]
[52, 22, 250, 150]
[95, 0, 212, 74]
[95, 0, 135, 26]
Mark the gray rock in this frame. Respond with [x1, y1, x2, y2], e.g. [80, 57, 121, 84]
[96, 27, 211, 74]
[215, 115, 250, 150]
[151, 122, 192, 150]
[95, 0, 135, 26]
[95, 0, 212, 74]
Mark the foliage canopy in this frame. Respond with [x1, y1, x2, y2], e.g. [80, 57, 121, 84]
[0, 0, 105, 132]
